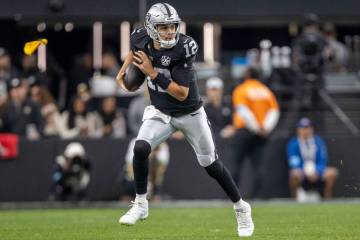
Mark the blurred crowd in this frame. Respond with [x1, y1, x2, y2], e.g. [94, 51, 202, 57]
[0, 49, 136, 140]
[0, 15, 349, 141]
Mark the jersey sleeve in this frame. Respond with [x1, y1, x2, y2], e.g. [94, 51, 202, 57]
[171, 37, 198, 87]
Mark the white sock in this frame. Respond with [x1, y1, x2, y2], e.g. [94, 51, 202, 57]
[234, 199, 245, 209]
[135, 193, 147, 202]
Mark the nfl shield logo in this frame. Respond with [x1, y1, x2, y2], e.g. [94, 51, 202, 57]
[161, 56, 171, 67]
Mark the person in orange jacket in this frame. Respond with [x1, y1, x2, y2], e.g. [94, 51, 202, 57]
[230, 67, 280, 198]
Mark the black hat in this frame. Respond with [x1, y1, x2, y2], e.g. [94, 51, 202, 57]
[7, 77, 22, 91]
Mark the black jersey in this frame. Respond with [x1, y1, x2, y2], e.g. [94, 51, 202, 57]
[130, 27, 202, 117]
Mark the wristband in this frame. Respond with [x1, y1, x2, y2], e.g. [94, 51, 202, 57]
[153, 73, 171, 90]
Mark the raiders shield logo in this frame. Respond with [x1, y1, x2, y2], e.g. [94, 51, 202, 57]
[161, 56, 171, 66]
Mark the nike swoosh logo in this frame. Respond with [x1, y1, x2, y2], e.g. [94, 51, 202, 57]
[190, 112, 199, 116]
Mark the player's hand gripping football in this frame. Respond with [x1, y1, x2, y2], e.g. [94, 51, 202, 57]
[133, 51, 158, 79]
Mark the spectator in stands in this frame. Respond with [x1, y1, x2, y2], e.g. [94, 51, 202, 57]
[57, 96, 101, 139]
[21, 54, 49, 88]
[21, 54, 37, 77]
[0, 48, 18, 80]
[68, 52, 93, 102]
[102, 51, 120, 78]
[44, 52, 68, 105]
[204, 77, 234, 139]
[288, 117, 338, 200]
[230, 67, 280, 198]
[29, 80, 61, 138]
[322, 23, 349, 72]
[95, 96, 126, 138]
[1, 77, 43, 140]
[76, 83, 93, 110]
[0, 48, 18, 100]
[49, 142, 91, 201]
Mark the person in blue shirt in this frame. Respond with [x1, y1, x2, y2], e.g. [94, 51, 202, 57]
[287, 117, 338, 199]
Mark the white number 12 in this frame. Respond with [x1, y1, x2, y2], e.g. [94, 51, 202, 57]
[184, 40, 197, 58]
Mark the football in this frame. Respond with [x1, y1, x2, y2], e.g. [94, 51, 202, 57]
[123, 63, 146, 91]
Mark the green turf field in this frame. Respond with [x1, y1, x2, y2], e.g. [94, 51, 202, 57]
[0, 203, 359, 240]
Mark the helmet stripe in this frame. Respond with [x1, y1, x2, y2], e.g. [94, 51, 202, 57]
[162, 3, 171, 17]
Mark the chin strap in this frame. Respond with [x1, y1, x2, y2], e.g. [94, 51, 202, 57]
[159, 38, 177, 49]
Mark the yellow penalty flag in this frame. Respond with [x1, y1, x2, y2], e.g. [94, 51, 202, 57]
[23, 39, 48, 56]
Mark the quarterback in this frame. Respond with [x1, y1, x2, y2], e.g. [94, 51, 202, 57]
[116, 3, 254, 237]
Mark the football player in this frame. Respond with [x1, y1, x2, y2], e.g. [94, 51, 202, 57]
[117, 3, 254, 237]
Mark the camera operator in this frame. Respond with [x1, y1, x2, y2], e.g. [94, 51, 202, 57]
[292, 13, 330, 109]
[50, 142, 91, 201]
